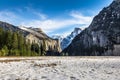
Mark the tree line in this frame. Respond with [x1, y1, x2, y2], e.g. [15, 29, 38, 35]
[0, 28, 46, 56]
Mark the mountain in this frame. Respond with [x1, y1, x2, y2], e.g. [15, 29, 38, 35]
[53, 28, 82, 50]
[63, 0, 120, 56]
[0, 21, 22, 32]
[19, 26, 50, 39]
[61, 28, 82, 50]
[52, 35, 65, 42]
[19, 26, 62, 54]
[0, 21, 61, 55]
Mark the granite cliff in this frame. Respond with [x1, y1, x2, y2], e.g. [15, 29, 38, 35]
[63, 0, 120, 56]
[0, 21, 61, 55]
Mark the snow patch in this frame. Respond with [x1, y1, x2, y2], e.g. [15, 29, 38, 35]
[0, 57, 120, 80]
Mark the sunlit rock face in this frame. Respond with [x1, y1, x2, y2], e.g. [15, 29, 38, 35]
[19, 26, 62, 53]
[0, 22, 61, 54]
[25, 33, 61, 53]
[63, 0, 120, 56]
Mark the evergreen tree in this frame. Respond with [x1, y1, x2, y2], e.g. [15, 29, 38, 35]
[12, 32, 18, 49]
[0, 28, 3, 49]
[41, 39, 46, 56]
[0, 28, 4, 49]
[1, 45, 8, 56]
[18, 34, 24, 56]
[26, 40, 31, 56]
[5, 31, 12, 50]
[0, 27, 49, 56]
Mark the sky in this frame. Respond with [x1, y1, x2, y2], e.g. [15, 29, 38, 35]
[0, 0, 113, 36]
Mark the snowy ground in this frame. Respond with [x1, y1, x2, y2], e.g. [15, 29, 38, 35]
[0, 57, 120, 80]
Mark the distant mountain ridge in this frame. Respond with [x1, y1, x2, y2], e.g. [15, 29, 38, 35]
[53, 28, 82, 50]
[61, 28, 82, 50]
[52, 35, 65, 42]
[0, 21, 22, 32]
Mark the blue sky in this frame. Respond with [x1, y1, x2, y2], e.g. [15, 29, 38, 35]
[0, 0, 113, 36]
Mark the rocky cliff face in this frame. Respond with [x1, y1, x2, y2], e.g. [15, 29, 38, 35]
[0, 22, 61, 54]
[19, 27, 61, 53]
[63, 0, 120, 56]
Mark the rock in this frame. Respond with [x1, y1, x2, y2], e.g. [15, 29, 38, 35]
[19, 26, 62, 53]
[63, 0, 120, 56]
[0, 21, 61, 54]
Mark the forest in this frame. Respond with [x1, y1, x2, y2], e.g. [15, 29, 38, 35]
[0, 28, 46, 56]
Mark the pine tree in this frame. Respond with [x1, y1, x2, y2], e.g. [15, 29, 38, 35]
[0, 45, 8, 56]
[12, 32, 18, 49]
[5, 31, 12, 50]
[41, 39, 46, 56]
[0, 28, 3, 49]
[0, 28, 4, 49]
[18, 34, 24, 56]
[26, 40, 31, 56]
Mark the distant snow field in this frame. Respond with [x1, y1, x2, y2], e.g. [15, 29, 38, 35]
[0, 57, 120, 80]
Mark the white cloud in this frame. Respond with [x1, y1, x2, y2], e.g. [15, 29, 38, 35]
[0, 10, 93, 36]
[0, 11, 18, 24]
[24, 7, 47, 20]
[21, 11, 93, 35]
[33, 12, 47, 20]
[70, 10, 93, 25]
[21, 19, 79, 31]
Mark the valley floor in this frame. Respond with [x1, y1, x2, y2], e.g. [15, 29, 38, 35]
[0, 57, 120, 80]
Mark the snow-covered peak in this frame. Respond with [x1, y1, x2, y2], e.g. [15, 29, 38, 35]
[49, 27, 82, 50]
[52, 35, 65, 42]
[61, 28, 82, 50]
[19, 26, 35, 33]
[70, 28, 82, 38]
[19, 26, 43, 33]
[19, 26, 49, 39]
[19, 26, 28, 31]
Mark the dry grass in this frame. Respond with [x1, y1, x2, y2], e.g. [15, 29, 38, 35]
[0, 59, 44, 63]
[0, 59, 21, 63]
[34, 63, 57, 68]
[0, 56, 118, 63]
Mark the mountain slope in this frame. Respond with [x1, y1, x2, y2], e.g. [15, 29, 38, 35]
[63, 0, 120, 56]
[19, 26, 62, 53]
[19, 26, 49, 39]
[0, 21, 61, 55]
[0, 21, 22, 32]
